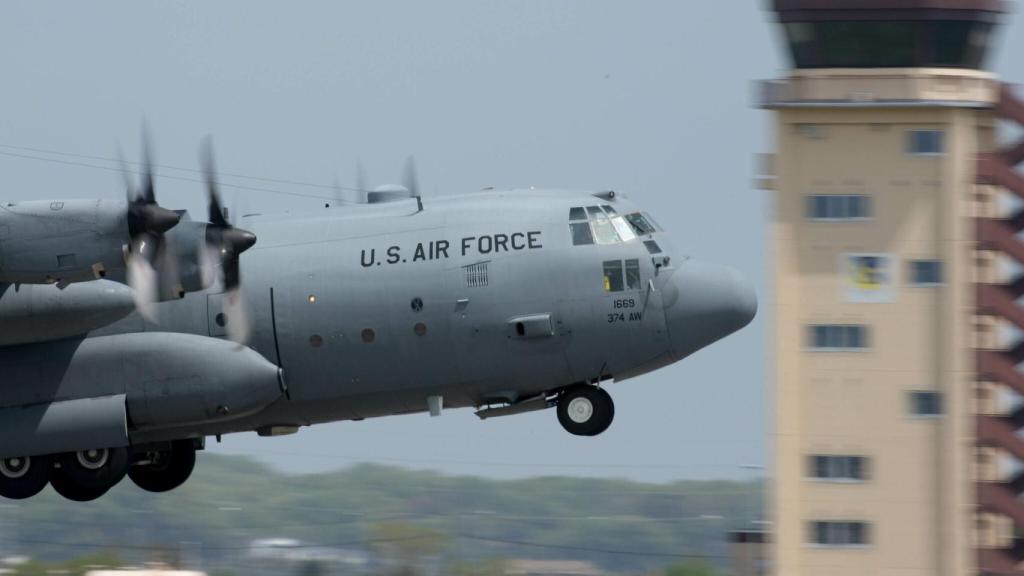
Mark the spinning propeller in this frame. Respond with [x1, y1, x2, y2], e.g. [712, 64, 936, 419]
[200, 137, 257, 344]
[120, 130, 181, 322]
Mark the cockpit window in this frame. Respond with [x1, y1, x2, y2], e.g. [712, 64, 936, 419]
[643, 212, 663, 231]
[603, 258, 641, 292]
[603, 260, 624, 292]
[570, 222, 594, 245]
[610, 216, 636, 242]
[625, 212, 657, 235]
[590, 217, 620, 245]
[625, 259, 641, 290]
[569, 206, 649, 246]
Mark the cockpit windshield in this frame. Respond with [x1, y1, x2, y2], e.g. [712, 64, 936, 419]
[568, 206, 659, 246]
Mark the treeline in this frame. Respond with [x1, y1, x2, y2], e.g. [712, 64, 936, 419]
[0, 454, 761, 574]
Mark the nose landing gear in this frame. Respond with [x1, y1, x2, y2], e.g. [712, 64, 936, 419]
[557, 385, 615, 436]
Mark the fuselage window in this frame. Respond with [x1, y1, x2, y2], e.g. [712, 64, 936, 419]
[625, 259, 641, 290]
[569, 207, 586, 221]
[570, 222, 595, 245]
[591, 217, 621, 245]
[625, 213, 657, 235]
[603, 260, 625, 292]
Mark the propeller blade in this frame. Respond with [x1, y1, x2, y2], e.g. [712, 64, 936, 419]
[333, 175, 344, 206]
[199, 240, 221, 290]
[355, 160, 367, 194]
[154, 235, 184, 300]
[200, 136, 230, 228]
[115, 143, 135, 202]
[402, 156, 419, 198]
[140, 122, 155, 204]
[127, 236, 159, 322]
[223, 288, 251, 345]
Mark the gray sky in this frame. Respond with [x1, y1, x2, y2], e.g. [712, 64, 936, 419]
[1, 2, 1021, 482]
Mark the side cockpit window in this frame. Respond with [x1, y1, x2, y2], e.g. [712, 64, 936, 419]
[603, 258, 641, 292]
[603, 260, 624, 292]
[625, 259, 641, 290]
[625, 212, 657, 235]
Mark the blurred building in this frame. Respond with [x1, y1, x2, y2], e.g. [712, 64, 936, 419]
[503, 559, 604, 576]
[758, 1, 1024, 574]
[728, 530, 768, 576]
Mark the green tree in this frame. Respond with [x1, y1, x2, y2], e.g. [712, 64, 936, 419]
[369, 521, 448, 576]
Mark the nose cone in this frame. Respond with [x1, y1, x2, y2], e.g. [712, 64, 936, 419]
[663, 260, 757, 359]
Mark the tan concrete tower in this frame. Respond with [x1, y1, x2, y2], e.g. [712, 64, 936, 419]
[758, 1, 1024, 574]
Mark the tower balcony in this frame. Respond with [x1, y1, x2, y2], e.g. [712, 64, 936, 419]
[757, 68, 1000, 109]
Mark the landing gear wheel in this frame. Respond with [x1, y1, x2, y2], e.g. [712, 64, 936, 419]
[128, 440, 196, 493]
[557, 386, 614, 436]
[0, 455, 52, 500]
[49, 470, 109, 502]
[51, 447, 129, 502]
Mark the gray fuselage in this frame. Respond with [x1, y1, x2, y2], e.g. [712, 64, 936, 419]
[94, 188, 755, 443]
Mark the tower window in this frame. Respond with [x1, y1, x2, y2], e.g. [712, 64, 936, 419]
[808, 455, 869, 482]
[808, 324, 868, 351]
[907, 130, 944, 156]
[806, 195, 871, 221]
[909, 391, 943, 418]
[808, 521, 870, 547]
[909, 260, 942, 286]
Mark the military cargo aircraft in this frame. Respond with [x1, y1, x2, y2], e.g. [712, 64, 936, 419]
[0, 137, 756, 502]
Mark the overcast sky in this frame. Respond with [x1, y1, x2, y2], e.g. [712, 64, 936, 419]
[2, 2, 1021, 482]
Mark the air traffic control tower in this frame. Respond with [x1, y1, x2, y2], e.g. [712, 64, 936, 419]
[758, 1, 1024, 574]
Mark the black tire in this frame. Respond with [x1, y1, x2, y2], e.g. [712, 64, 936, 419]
[557, 386, 615, 436]
[49, 469, 109, 502]
[128, 440, 196, 493]
[0, 455, 52, 500]
[55, 447, 130, 492]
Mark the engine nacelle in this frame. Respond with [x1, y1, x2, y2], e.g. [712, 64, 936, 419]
[0, 199, 129, 285]
[0, 333, 285, 457]
[0, 280, 135, 346]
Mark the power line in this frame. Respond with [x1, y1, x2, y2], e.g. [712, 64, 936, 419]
[0, 148, 354, 203]
[0, 142, 352, 193]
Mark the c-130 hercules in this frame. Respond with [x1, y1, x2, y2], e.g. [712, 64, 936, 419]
[0, 135, 756, 502]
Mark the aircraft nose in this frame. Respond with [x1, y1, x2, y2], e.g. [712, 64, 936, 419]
[662, 259, 757, 359]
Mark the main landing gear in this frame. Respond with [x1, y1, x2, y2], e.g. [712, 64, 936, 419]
[557, 385, 615, 436]
[128, 440, 196, 493]
[0, 440, 197, 502]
